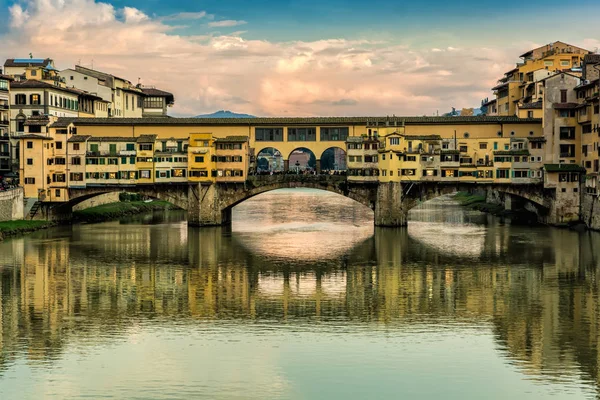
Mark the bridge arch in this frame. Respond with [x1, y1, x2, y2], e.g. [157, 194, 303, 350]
[256, 147, 284, 173]
[401, 182, 550, 220]
[320, 147, 347, 172]
[219, 175, 376, 216]
[288, 147, 316, 173]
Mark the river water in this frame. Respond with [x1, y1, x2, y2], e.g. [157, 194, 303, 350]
[0, 189, 599, 399]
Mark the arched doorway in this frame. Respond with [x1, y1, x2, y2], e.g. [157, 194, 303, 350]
[256, 147, 284, 174]
[288, 148, 316, 173]
[320, 147, 347, 172]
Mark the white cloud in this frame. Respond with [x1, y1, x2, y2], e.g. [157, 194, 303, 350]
[0, 0, 561, 117]
[123, 7, 149, 23]
[208, 20, 247, 28]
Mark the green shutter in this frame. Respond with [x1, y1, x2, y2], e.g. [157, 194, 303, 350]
[130, 157, 135, 164]
[166, 171, 170, 178]
[121, 157, 127, 164]
[99, 158, 105, 165]
[156, 170, 160, 178]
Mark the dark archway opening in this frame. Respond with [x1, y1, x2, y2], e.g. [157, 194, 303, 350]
[321, 147, 347, 172]
[256, 147, 284, 174]
[288, 148, 316, 174]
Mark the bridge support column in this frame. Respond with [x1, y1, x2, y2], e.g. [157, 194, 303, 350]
[283, 160, 289, 172]
[316, 160, 321, 174]
[45, 203, 73, 223]
[504, 193, 513, 211]
[374, 182, 407, 226]
[188, 183, 226, 227]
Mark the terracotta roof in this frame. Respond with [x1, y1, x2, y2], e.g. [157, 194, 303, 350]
[57, 116, 543, 127]
[519, 102, 543, 109]
[402, 135, 442, 141]
[121, 86, 143, 95]
[11, 80, 80, 95]
[16, 134, 53, 140]
[544, 164, 585, 173]
[553, 103, 579, 109]
[491, 82, 509, 91]
[213, 135, 249, 143]
[141, 87, 174, 105]
[87, 137, 136, 142]
[24, 118, 50, 126]
[0, 74, 14, 81]
[136, 134, 157, 143]
[67, 135, 91, 143]
[50, 118, 76, 128]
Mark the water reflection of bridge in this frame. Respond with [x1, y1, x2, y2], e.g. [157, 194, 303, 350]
[0, 224, 599, 392]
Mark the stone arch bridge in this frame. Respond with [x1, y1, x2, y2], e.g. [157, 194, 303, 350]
[41, 176, 562, 226]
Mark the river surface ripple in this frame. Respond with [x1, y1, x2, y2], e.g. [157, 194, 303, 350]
[0, 188, 599, 399]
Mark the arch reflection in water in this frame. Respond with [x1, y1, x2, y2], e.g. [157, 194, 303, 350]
[0, 189, 599, 399]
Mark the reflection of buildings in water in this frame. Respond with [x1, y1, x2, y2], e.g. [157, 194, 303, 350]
[0, 217, 599, 392]
[231, 189, 374, 261]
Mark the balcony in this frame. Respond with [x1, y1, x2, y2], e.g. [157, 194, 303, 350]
[0, 104, 8, 110]
[0, 119, 8, 126]
[560, 153, 576, 158]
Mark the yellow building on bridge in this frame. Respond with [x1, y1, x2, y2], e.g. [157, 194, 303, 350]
[16, 115, 547, 203]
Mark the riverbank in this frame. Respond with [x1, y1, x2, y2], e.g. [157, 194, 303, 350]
[73, 200, 178, 223]
[0, 220, 56, 241]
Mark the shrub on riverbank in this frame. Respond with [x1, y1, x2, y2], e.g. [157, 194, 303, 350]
[73, 200, 177, 223]
[0, 220, 54, 241]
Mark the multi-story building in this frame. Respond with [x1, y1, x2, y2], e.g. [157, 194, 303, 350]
[59, 66, 174, 118]
[491, 42, 590, 117]
[346, 134, 380, 182]
[0, 72, 12, 176]
[140, 87, 175, 117]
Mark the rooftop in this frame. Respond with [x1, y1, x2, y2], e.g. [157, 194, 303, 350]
[402, 134, 442, 141]
[16, 134, 53, 140]
[136, 134, 157, 143]
[214, 136, 249, 143]
[55, 116, 543, 127]
[87, 137, 137, 143]
[4, 58, 53, 68]
[67, 135, 92, 143]
[11, 80, 81, 95]
[140, 87, 175, 104]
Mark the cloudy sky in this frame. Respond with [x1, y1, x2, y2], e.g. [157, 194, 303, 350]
[0, 0, 599, 117]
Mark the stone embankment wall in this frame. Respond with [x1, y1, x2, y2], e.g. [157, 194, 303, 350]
[73, 192, 121, 211]
[581, 194, 600, 230]
[0, 188, 24, 221]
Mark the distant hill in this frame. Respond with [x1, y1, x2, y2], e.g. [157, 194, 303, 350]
[194, 110, 256, 118]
